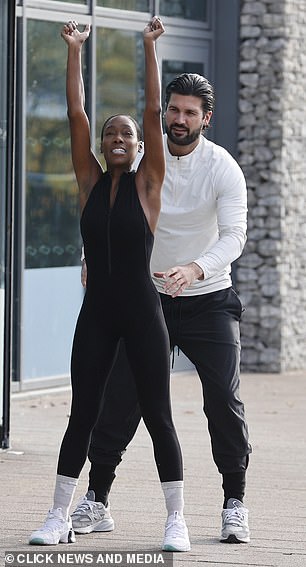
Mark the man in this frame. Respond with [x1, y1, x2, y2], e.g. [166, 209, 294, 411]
[73, 73, 252, 544]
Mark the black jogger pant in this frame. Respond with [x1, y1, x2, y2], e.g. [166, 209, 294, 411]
[89, 287, 252, 474]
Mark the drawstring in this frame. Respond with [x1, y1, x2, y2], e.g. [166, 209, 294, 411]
[171, 298, 182, 369]
[171, 297, 175, 369]
[171, 345, 181, 369]
[171, 348, 175, 369]
[177, 299, 182, 359]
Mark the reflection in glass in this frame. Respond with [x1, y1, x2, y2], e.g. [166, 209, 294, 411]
[26, 20, 82, 269]
[97, 0, 149, 10]
[49, 0, 86, 3]
[95, 28, 144, 160]
[160, 0, 207, 21]
[0, 2, 8, 288]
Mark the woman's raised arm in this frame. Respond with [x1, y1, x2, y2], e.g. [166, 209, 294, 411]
[136, 17, 165, 232]
[61, 21, 102, 211]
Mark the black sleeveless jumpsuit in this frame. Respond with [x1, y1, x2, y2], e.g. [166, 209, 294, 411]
[57, 171, 183, 482]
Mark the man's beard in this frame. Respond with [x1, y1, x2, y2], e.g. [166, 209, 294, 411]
[165, 123, 203, 146]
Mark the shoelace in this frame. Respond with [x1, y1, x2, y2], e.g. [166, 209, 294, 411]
[40, 511, 66, 532]
[73, 498, 107, 523]
[75, 497, 96, 513]
[224, 507, 246, 526]
[165, 517, 186, 538]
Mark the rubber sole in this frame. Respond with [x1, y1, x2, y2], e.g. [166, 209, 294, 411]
[220, 533, 250, 544]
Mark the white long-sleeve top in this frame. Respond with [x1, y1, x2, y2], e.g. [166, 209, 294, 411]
[150, 134, 247, 296]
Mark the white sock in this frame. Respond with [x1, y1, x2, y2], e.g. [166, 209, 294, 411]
[161, 480, 184, 517]
[53, 474, 78, 520]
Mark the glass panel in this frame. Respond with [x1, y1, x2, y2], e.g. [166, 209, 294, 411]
[0, 4, 8, 289]
[49, 0, 86, 3]
[96, 0, 149, 10]
[26, 20, 82, 269]
[95, 28, 144, 158]
[162, 59, 205, 108]
[0, 0, 8, 424]
[160, 0, 207, 21]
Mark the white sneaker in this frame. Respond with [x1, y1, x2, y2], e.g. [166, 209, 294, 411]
[162, 511, 191, 552]
[220, 498, 250, 543]
[29, 508, 76, 545]
[71, 490, 114, 534]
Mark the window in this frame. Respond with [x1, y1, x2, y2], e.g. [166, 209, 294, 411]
[95, 27, 144, 157]
[96, 0, 149, 10]
[160, 0, 207, 21]
[25, 20, 82, 269]
[49, 0, 86, 3]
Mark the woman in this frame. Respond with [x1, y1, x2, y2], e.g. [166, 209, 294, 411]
[29, 17, 190, 552]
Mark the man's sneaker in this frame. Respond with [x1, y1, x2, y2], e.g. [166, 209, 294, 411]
[29, 508, 76, 545]
[220, 498, 250, 543]
[71, 490, 114, 534]
[162, 511, 191, 552]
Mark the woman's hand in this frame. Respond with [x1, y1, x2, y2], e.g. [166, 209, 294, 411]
[61, 20, 91, 47]
[143, 16, 165, 42]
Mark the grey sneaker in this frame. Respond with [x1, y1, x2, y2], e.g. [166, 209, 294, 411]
[29, 507, 76, 545]
[71, 490, 114, 534]
[162, 511, 191, 552]
[220, 498, 250, 543]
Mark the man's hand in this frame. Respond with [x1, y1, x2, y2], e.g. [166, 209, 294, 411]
[154, 262, 204, 298]
[61, 20, 91, 46]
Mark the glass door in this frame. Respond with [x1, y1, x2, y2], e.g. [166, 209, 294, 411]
[16, 5, 212, 386]
[20, 18, 85, 387]
[158, 37, 211, 372]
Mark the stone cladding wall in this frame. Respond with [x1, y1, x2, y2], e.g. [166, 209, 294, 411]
[236, 0, 306, 371]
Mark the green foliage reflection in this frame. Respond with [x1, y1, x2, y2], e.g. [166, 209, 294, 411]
[26, 20, 81, 268]
[95, 28, 144, 162]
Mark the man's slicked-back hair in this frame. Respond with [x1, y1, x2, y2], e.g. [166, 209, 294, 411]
[165, 73, 215, 116]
